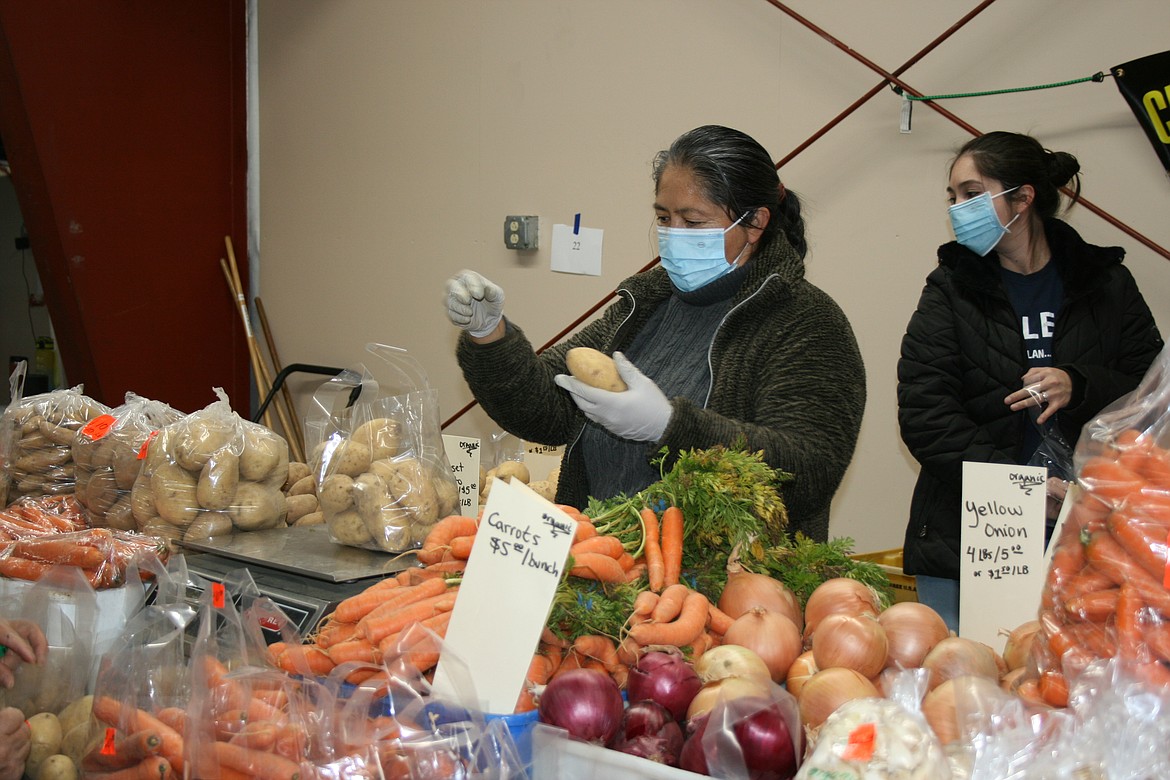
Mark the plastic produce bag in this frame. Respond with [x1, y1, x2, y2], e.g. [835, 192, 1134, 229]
[0, 566, 96, 717]
[130, 388, 290, 550]
[73, 392, 184, 530]
[0, 384, 109, 507]
[684, 680, 802, 780]
[307, 344, 459, 553]
[1032, 344, 1170, 697]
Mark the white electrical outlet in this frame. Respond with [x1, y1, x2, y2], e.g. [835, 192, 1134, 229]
[504, 215, 538, 250]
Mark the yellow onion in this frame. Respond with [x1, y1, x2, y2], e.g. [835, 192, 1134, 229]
[921, 636, 1001, 690]
[810, 613, 889, 679]
[722, 608, 802, 684]
[1001, 619, 1042, 671]
[785, 650, 817, 698]
[719, 568, 804, 632]
[797, 666, 878, 731]
[685, 675, 773, 723]
[878, 601, 951, 670]
[692, 644, 772, 686]
[802, 578, 881, 641]
[1000, 666, 1026, 692]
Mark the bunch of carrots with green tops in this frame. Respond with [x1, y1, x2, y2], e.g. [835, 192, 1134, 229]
[1027, 427, 1170, 705]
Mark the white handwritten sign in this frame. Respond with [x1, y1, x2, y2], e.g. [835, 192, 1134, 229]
[442, 434, 480, 518]
[550, 222, 603, 276]
[959, 462, 1047, 645]
[431, 477, 575, 713]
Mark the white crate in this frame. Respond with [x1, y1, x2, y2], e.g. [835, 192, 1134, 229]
[0, 576, 147, 661]
[530, 723, 706, 780]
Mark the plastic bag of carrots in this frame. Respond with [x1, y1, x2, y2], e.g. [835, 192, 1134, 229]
[1031, 345, 1170, 701]
[0, 522, 169, 589]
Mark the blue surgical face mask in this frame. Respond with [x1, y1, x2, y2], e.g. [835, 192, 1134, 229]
[657, 213, 750, 292]
[947, 187, 1020, 256]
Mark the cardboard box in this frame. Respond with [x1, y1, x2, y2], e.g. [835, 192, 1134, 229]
[850, 548, 918, 603]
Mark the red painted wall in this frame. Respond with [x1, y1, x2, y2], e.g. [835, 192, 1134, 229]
[0, 1, 249, 414]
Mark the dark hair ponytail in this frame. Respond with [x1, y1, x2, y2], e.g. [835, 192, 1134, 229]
[653, 125, 807, 259]
[953, 131, 1081, 219]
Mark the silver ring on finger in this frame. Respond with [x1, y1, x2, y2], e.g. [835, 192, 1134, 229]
[1040, 390, 1049, 403]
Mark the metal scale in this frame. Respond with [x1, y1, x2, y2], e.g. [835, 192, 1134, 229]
[179, 524, 418, 642]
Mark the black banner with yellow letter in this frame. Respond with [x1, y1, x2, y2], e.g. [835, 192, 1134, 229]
[1113, 51, 1170, 173]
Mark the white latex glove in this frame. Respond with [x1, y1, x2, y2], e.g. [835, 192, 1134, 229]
[554, 352, 671, 442]
[445, 270, 505, 337]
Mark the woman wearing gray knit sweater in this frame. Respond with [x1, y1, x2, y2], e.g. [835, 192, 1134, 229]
[444, 125, 865, 542]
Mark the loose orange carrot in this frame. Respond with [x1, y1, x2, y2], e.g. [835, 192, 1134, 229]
[616, 552, 636, 571]
[630, 591, 710, 648]
[570, 535, 625, 560]
[573, 518, 599, 542]
[82, 729, 164, 771]
[213, 740, 301, 780]
[359, 589, 459, 644]
[640, 508, 665, 592]
[419, 559, 466, 574]
[417, 515, 479, 565]
[631, 589, 659, 620]
[660, 506, 684, 587]
[325, 638, 381, 666]
[625, 561, 647, 583]
[357, 578, 449, 630]
[449, 534, 476, 559]
[690, 631, 720, 658]
[333, 580, 401, 623]
[91, 697, 184, 773]
[616, 636, 642, 667]
[569, 552, 628, 583]
[706, 603, 735, 635]
[515, 653, 555, 712]
[274, 645, 335, 677]
[377, 610, 453, 660]
[651, 583, 690, 623]
[572, 634, 620, 673]
[315, 620, 360, 649]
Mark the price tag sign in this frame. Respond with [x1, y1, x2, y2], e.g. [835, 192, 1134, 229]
[442, 434, 481, 518]
[959, 462, 1047, 645]
[431, 478, 575, 712]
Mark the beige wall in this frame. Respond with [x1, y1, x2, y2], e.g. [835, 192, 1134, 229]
[255, 0, 1170, 555]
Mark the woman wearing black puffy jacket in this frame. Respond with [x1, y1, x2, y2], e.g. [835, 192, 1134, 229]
[897, 131, 1163, 631]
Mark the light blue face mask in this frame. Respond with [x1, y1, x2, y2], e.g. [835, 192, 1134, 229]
[657, 213, 749, 292]
[948, 187, 1019, 256]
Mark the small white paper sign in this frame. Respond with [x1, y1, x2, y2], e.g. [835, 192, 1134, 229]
[550, 222, 603, 276]
[431, 478, 576, 713]
[442, 434, 481, 518]
[959, 462, 1047, 645]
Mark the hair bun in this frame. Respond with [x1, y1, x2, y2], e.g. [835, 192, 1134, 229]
[1047, 150, 1080, 187]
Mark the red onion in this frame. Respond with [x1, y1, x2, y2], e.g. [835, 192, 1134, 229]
[610, 700, 684, 765]
[627, 650, 702, 721]
[682, 697, 798, 780]
[537, 668, 624, 744]
[727, 697, 799, 780]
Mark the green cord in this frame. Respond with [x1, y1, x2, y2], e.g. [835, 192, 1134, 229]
[895, 71, 1108, 101]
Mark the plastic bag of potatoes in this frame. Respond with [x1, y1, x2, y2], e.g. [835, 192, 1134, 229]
[72, 392, 185, 530]
[307, 345, 460, 553]
[130, 388, 290, 550]
[0, 385, 110, 507]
